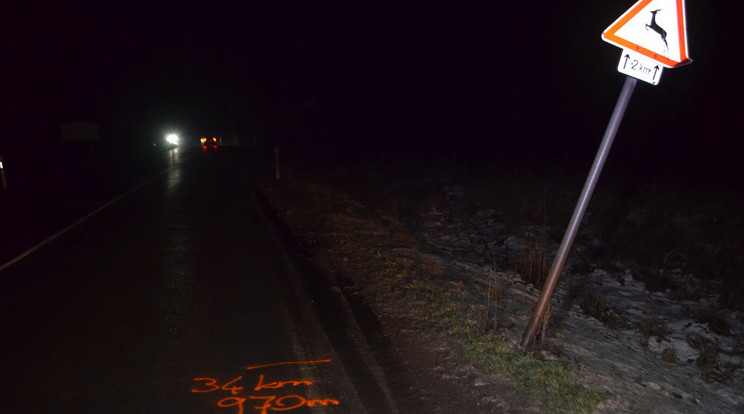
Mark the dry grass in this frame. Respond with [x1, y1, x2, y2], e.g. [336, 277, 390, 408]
[578, 286, 606, 320]
[603, 183, 744, 311]
[259, 157, 744, 407]
[517, 236, 549, 289]
[577, 285, 629, 330]
[483, 277, 502, 332]
[696, 344, 724, 382]
[640, 312, 670, 350]
[258, 167, 606, 413]
[661, 347, 678, 363]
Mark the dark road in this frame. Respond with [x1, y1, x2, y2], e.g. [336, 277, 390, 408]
[0, 149, 382, 413]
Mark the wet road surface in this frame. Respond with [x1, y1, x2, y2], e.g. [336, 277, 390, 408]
[0, 149, 388, 413]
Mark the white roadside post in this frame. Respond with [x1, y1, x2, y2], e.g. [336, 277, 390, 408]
[522, 0, 692, 347]
[0, 156, 6, 189]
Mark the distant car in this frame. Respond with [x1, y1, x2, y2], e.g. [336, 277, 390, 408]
[201, 136, 218, 150]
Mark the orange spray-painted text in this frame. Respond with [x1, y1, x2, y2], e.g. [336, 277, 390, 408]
[192, 360, 338, 414]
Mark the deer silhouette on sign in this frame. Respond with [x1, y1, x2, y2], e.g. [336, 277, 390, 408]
[646, 9, 668, 49]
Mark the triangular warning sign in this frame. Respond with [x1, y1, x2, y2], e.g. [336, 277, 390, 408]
[602, 0, 691, 68]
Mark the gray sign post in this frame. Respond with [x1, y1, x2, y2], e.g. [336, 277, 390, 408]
[521, 76, 637, 347]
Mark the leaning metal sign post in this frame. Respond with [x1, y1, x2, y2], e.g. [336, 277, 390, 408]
[521, 0, 691, 347]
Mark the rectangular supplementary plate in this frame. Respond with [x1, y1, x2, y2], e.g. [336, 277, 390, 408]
[617, 49, 664, 85]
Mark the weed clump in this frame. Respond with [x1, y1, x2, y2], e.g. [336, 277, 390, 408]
[577, 285, 629, 330]
[689, 337, 732, 382]
[517, 232, 549, 289]
[640, 313, 670, 350]
[661, 347, 678, 363]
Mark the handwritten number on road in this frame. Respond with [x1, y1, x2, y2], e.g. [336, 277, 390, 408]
[192, 376, 245, 395]
[218, 397, 247, 414]
[192, 360, 338, 413]
[192, 378, 221, 393]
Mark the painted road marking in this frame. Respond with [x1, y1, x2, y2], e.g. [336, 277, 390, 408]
[0, 166, 175, 273]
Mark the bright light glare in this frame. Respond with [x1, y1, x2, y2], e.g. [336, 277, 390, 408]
[166, 133, 180, 145]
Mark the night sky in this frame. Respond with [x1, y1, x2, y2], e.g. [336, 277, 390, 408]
[1, 1, 741, 187]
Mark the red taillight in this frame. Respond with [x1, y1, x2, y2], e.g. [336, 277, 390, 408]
[201, 137, 207, 144]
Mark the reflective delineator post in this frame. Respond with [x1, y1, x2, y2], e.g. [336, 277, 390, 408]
[0, 156, 6, 189]
[521, 76, 637, 347]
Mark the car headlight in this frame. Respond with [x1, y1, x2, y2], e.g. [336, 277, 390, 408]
[166, 133, 180, 146]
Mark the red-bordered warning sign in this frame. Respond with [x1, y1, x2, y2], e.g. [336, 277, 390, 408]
[602, 0, 691, 68]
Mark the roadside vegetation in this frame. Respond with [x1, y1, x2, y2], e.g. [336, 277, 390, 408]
[254, 151, 743, 411]
[257, 163, 609, 413]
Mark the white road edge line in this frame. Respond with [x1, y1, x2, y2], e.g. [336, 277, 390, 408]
[0, 167, 172, 273]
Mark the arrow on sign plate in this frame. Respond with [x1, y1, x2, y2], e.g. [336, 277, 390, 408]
[617, 49, 664, 85]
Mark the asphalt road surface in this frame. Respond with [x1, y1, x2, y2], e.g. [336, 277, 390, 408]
[0, 148, 393, 413]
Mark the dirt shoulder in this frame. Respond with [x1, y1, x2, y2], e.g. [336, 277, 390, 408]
[255, 170, 586, 413]
[253, 163, 743, 413]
